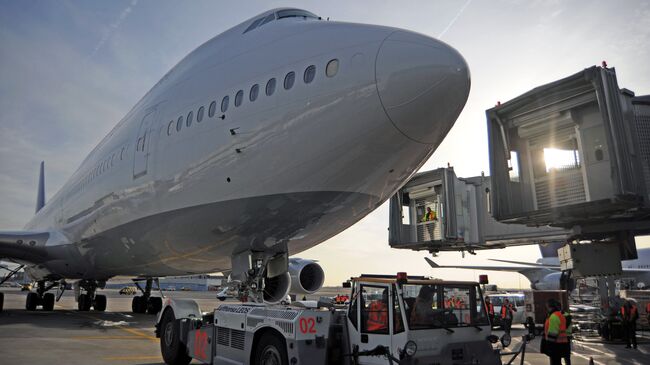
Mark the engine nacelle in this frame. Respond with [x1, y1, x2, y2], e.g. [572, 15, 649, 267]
[532, 272, 574, 291]
[263, 272, 291, 304]
[288, 258, 325, 295]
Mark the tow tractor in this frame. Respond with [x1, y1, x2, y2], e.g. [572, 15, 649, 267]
[156, 273, 527, 365]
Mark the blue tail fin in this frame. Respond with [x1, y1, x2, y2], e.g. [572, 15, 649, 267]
[35, 161, 45, 213]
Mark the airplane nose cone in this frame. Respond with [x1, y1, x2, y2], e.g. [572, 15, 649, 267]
[376, 31, 470, 144]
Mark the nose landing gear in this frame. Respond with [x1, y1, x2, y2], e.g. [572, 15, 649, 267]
[76, 280, 107, 312]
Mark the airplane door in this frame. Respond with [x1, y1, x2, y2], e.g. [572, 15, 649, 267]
[133, 108, 157, 179]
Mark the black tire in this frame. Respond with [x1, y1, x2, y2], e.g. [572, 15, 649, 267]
[132, 295, 147, 313]
[253, 333, 288, 365]
[94, 294, 107, 312]
[42, 293, 55, 311]
[26, 292, 39, 311]
[0, 292, 4, 312]
[148, 296, 163, 315]
[160, 309, 191, 365]
[78, 293, 91, 311]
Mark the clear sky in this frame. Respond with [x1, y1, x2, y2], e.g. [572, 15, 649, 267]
[1, 1, 649, 288]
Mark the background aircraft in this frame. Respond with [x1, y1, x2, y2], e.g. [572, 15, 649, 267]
[426, 243, 650, 290]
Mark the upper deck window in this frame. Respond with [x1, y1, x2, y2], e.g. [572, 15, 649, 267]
[277, 9, 318, 20]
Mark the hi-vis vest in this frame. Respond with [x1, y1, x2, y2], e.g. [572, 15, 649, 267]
[486, 302, 494, 315]
[501, 304, 512, 319]
[544, 311, 568, 343]
[367, 301, 388, 331]
[621, 304, 638, 321]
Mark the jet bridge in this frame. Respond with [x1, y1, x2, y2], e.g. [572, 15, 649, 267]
[388, 167, 568, 252]
[486, 65, 650, 262]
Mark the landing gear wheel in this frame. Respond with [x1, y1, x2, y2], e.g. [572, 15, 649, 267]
[132, 295, 147, 313]
[78, 293, 91, 311]
[26, 292, 38, 311]
[147, 297, 162, 314]
[160, 309, 191, 365]
[42, 293, 55, 311]
[94, 294, 107, 312]
[253, 333, 288, 365]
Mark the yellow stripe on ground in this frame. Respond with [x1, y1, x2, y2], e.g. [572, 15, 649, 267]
[70, 335, 145, 340]
[101, 355, 162, 361]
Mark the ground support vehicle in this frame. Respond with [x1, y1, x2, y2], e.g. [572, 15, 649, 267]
[156, 274, 529, 365]
[523, 290, 568, 335]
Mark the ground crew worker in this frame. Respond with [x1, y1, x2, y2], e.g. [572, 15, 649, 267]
[542, 299, 569, 365]
[485, 296, 495, 325]
[421, 207, 437, 222]
[562, 307, 573, 365]
[366, 290, 389, 332]
[621, 299, 638, 349]
[501, 298, 516, 334]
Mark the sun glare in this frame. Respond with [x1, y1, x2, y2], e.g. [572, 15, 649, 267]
[543, 148, 580, 172]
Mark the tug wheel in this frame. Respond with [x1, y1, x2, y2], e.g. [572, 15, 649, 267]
[253, 333, 288, 365]
[160, 309, 191, 365]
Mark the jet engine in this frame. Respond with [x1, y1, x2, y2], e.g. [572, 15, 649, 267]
[532, 272, 575, 291]
[288, 258, 325, 295]
[263, 272, 291, 304]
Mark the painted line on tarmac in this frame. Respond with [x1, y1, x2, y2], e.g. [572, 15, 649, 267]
[572, 341, 645, 365]
[70, 335, 147, 340]
[101, 355, 162, 361]
[65, 310, 158, 342]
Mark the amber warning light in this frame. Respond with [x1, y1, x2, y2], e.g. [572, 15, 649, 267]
[396, 272, 408, 285]
[479, 274, 489, 284]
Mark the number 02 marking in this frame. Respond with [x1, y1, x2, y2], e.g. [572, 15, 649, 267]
[299, 317, 317, 334]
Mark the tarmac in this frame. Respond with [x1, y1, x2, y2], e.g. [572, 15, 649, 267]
[1, 287, 650, 365]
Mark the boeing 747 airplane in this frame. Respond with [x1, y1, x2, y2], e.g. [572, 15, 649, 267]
[0, 8, 470, 313]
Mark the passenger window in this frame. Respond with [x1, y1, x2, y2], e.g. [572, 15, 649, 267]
[249, 84, 259, 102]
[167, 121, 174, 136]
[304, 65, 316, 83]
[197, 106, 204, 122]
[284, 71, 295, 90]
[186, 111, 193, 127]
[120, 146, 125, 160]
[208, 101, 216, 118]
[266, 78, 276, 96]
[221, 96, 229, 113]
[326, 59, 339, 77]
[176, 116, 183, 132]
[235, 90, 244, 107]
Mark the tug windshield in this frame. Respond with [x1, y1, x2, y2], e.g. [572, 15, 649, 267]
[402, 283, 489, 330]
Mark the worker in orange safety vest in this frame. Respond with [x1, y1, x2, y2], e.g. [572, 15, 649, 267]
[485, 296, 495, 325]
[366, 290, 388, 332]
[621, 299, 639, 349]
[500, 298, 516, 334]
[542, 298, 569, 365]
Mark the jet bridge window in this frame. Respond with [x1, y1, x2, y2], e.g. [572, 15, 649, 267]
[186, 111, 193, 127]
[235, 90, 244, 107]
[221, 96, 229, 113]
[304, 65, 316, 84]
[284, 71, 295, 90]
[250, 84, 259, 102]
[266, 78, 276, 96]
[197, 106, 204, 122]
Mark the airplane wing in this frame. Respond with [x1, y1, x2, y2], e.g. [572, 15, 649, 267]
[424, 257, 547, 273]
[488, 258, 560, 269]
[0, 230, 53, 263]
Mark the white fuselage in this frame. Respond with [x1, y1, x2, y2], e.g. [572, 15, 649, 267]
[22, 9, 470, 281]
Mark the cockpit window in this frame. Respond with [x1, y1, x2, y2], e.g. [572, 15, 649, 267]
[244, 17, 265, 34]
[276, 9, 318, 20]
[260, 13, 276, 26]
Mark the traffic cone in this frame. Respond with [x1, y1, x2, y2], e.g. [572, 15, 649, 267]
[588, 357, 594, 365]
